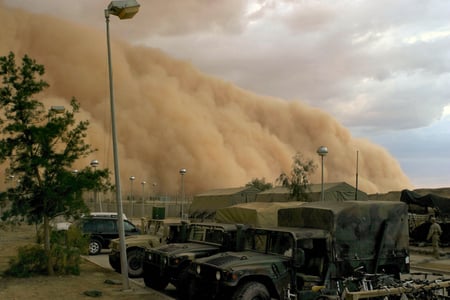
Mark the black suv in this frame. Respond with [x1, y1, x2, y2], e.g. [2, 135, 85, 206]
[73, 215, 140, 255]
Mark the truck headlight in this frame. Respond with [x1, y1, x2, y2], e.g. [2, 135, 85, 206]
[196, 265, 201, 275]
[215, 271, 221, 281]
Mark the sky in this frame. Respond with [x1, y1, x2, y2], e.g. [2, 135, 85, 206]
[0, 0, 449, 194]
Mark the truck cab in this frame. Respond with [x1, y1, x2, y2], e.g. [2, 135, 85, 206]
[108, 218, 185, 277]
[142, 222, 246, 293]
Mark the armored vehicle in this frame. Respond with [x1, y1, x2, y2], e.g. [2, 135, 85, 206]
[108, 217, 185, 278]
[187, 201, 411, 300]
[142, 222, 245, 293]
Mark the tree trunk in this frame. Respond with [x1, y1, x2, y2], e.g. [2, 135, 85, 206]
[43, 216, 54, 275]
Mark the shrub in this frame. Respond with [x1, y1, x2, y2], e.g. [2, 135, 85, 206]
[6, 225, 89, 276]
[5, 244, 47, 277]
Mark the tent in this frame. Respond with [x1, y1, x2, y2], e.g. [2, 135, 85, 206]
[189, 186, 260, 220]
[256, 182, 368, 202]
[215, 201, 306, 227]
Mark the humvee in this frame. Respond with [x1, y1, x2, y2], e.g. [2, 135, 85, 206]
[108, 217, 185, 277]
[187, 201, 411, 300]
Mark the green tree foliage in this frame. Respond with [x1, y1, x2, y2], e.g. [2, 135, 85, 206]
[245, 178, 273, 191]
[276, 152, 317, 201]
[0, 52, 111, 275]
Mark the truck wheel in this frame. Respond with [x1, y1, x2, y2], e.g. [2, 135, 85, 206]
[232, 282, 270, 300]
[127, 249, 144, 278]
[176, 267, 190, 293]
[89, 239, 102, 255]
[143, 266, 169, 290]
[108, 256, 120, 273]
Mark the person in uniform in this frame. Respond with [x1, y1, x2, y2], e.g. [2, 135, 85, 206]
[427, 216, 442, 259]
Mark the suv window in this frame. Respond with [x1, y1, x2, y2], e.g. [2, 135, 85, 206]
[98, 219, 116, 232]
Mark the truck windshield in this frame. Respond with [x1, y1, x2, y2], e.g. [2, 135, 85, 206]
[244, 229, 294, 257]
[187, 225, 225, 245]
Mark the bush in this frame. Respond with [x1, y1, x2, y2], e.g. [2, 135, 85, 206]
[5, 244, 47, 277]
[6, 226, 89, 276]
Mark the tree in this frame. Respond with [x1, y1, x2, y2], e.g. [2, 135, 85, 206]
[0, 52, 111, 275]
[245, 178, 273, 191]
[276, 152, 317, 201]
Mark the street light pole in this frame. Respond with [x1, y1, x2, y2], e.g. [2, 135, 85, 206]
[129, 176, 135, 217]
[90, 159, 100, 211]
[104, 0, 140, 290]
[141, 180, 146, 218]
[152, 182, 157, 206]
[179, 168, 187, 219]
[355, 150, 359, 200]
[316, 146, 328, 201]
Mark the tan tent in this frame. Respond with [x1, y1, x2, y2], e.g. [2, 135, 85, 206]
[215, 201, 306, 227]
[255, 182, 368, 202]
[189, 186, 260, 220]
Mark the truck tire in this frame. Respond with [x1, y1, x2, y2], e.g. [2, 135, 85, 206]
[143, 266, 169, 290]
[89, 239, 102, 255]
[127, 249, 144, 278]
[232, 282, 270, 300]
[108, 256, 120, 273]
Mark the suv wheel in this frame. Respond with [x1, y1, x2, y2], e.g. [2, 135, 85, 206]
[89, 239, 102, 255]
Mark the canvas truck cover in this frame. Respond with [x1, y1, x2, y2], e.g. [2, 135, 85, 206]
[215, 201, 306, 227]
[278, 201, 409, 264]
[400, 189, 450, 216]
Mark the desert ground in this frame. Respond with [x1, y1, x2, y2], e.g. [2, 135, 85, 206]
[0, 223, 169, 300]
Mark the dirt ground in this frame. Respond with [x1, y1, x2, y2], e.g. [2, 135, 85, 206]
[0, 223, 168, 300]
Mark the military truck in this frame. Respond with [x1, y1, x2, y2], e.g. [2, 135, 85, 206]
[187, 201, 411, 300]
[108, 217, 185, 278]
[142, 222, 246, 293]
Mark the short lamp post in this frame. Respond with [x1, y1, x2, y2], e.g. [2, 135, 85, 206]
[141, 180, 146, 218]
[90, 159, 101, 211]
[152, 182, 157, 205]
[317, 146, 328, 201]
[179, 168, 187, 219]
[129, 176, 135, 216]
[105, 0, 140, 290]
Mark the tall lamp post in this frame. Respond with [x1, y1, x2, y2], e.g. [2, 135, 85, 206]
[355, 150, 359, 200]
[129, 176, 135, 216]
[317, 146, 328, 201]
[141, 180, 146, 218]
[105, 0, 140, 290]
[90, 159, 100, 211]
[179, 168, 187, 219]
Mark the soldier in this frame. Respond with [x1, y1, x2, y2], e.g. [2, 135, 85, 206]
[427, 217, 442, 259]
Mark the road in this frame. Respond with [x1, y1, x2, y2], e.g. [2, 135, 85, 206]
[83, 250, 177, 299]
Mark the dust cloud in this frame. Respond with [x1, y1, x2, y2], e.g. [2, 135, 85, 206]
[0, 3, 412, 196]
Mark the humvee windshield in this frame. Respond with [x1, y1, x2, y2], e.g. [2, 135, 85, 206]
[187, 225, 225, 245]
[244, 229, 294, 257]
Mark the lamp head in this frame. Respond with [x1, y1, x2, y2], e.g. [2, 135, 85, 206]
[90, 159, 99, 167]
[179, 168, 187, 175]
[107, 0, 140, 19]
[317, 146, 328, 157]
